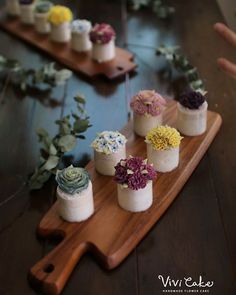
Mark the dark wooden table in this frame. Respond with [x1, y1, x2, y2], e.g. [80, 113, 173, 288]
[0, 1, 236, 294]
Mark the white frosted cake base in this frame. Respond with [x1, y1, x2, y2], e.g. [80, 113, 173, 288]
[50, 22, 71, 43]
[34, 13, 50, 34]
[147, 144, 179, 172]
[19, 4, 35, 25]
[57, 181, 94, 223]
[71, 33, 92, 52]
[133, 113, 162, 137]
[117, 181, 153, 212]
[92, 39, 115, 63]
[177, 101, 208, 136]
[94, 145, 126, 176]
[6, 0, 20, 16]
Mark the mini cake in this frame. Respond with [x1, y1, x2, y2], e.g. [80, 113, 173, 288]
[6, 0, 20, 16]
[19, 0, 35, 25]
[145, 125, 182, 172]
[48, 5, 73, 43]
[71, 19, 92, 53]
[130, 90, 166, 137]
[91, 131, 127, 176]
[177, 90, 208, 136]
[34, 1, 52, 34]
[90, 23, 116, 63]
[115, 156, 157, 212]
[56, 165, 94, 222]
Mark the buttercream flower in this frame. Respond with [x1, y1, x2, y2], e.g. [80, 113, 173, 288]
[130, 90, 166, 116]
[91, 131, 127, 155]
[71, 19, 91, 34]
[20, 0, 34, 4]
[56, 165, 90, 195]
[90, 23, 116, 44]
[114, 156, 157, 190]
[145, 125, 183, 151]
[131, 99, 147, 115]
[48, 5, 73, 26]
[179, 91, 206, 110]
[35, 1, 52, 13]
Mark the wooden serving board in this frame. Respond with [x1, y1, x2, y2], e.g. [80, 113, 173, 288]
[0, 13, 137, 80]
[29, 101, 222, 295]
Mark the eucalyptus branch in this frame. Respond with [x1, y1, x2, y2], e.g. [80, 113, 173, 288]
[29, 95, 92, 190]
[0, 55, 72, 92]
[128, 0, 175, 19]
[156, 45, 205, 92]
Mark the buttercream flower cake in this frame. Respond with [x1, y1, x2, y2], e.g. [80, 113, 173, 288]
[56, 165, 90, 195]
[114, 156, 156, 190]
[56, 165, 94, 222]
[90, 23, 116, 44]
[145, 125, 182, 150]
[91, 131, 127, 155]
[130, 90, 166, 117]
[179, 90, 206, 110]
[71, 19, 92, 34]
[48, 5, 73, 26]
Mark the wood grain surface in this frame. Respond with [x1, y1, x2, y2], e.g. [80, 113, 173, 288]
[29, 101, 222, 295]
[0, 12, 137, 80]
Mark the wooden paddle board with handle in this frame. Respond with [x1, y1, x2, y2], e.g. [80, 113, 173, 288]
[0, 12, 137, 80]
[29, 101, 222, 295]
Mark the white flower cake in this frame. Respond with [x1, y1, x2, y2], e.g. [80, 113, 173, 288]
[71, 19, 92, 52]
[91, 131, 127, 176]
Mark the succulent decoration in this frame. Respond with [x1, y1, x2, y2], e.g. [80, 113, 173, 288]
[29, 95, 92, 190]
[0, 55, 72, 91]
[156, 45, 205, 93]
[56, 165, 90, 195]
[128, 0, 175, 19]
[34, 1, 53, 14]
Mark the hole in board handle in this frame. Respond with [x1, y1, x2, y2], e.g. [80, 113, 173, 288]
[117, 66, 124, 71]
[43, 264, 55, 273]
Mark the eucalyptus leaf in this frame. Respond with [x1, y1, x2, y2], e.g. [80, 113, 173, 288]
[58, 135, 77, 152]
[156, 45, 205, 92]
[49, 144, 57, 155]
[0, 55, 72, 91]
[43, 155, 60, 171]
[37, 128, 49, 137]
[54, 69, 72, 85]
[129, 0, 175, 19]
[29, 95, 91, 190]
[74, 95, 86, 104]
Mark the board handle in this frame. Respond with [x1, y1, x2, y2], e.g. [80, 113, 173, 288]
[29, 239, 89, 295]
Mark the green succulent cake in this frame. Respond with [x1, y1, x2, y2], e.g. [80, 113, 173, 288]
[56, 165, 90, 195]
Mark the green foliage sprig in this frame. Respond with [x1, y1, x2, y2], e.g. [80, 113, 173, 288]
[128, 0, 175, 19]
[156, 45, 205, 92]
[29, 95, 92, 190]
[0, 55, 72, 91]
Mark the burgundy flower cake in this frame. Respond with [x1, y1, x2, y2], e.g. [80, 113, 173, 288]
[90, 23, 116, 62]
[90, 23, 116, 44]
[179, 90, 206, 110]
[115, 156, 157, 212]
[115, 156, 156, 190]
[177, 90, 208, 136]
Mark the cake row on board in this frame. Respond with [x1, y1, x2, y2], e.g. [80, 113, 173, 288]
[55, 89, 208, 222]
[5, 1, 118, 63]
